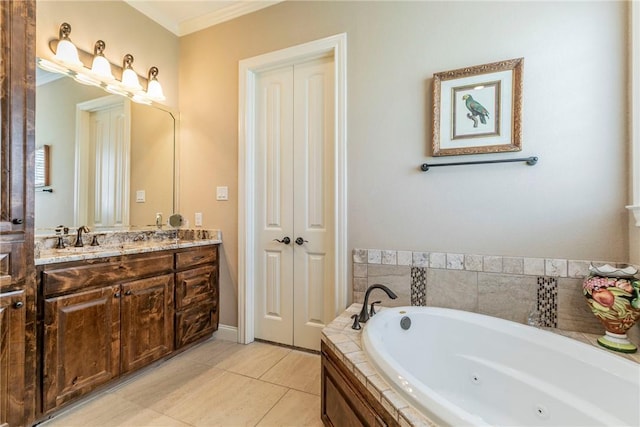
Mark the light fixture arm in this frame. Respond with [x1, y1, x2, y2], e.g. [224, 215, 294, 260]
[94, 40, 106, 56]
[59, 22, 72, 40]
[148, 66, 159, 81]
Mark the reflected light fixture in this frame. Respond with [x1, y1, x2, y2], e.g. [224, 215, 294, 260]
[120, 54, 142, 91]
[146, 66, 166, 102]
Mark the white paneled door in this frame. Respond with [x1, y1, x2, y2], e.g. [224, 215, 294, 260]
[254, 56, 335, 351]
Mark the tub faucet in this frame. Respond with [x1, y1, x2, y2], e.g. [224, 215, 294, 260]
[358, 284, 397, 324]
[74, 226, 90, 247]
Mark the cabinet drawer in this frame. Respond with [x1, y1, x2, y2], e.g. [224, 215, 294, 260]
[175, 301, 218, 348]
[42, 252, 174, 296]
[175, 246, 217, 270]
[175, 265, 217, 309]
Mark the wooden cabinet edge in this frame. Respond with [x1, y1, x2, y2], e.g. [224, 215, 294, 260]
[321, 342, 399, 427]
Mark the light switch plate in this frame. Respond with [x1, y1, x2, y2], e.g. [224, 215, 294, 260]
[195, 212, 203, 227]
[216, 186, 228, 201]
[136, 190, 145, 203]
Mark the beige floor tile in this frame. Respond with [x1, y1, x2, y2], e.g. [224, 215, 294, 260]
[113, 359, 225, 409]
[260, 351, 321, 395]
[176, 338, 247, 366]
[214, 341, 291, 378]
[256, 389, 322, 427]
[41, 393, 191, 427]
[156, 371, 288, 426]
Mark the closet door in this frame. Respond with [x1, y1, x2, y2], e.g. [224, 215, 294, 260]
[254, 56, 335, 351]
[254, 65, 295, 346]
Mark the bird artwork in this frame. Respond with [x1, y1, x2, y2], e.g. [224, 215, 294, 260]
[462, 94, 489, 128]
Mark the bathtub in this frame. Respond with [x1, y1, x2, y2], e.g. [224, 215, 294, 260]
[362, 306, 640, 426]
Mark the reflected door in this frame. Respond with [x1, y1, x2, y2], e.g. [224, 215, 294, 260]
[254, 56, 335, 351]
[74, 95, 130, 228]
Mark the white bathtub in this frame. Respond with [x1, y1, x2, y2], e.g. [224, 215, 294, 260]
[362, 306, 640, 426]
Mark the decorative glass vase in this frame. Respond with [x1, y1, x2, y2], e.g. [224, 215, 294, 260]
[583, 264, 640, 353]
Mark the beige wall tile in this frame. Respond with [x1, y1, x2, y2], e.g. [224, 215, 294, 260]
[478, 273, 537, 324]
[382, 250, 397, 265]
[524, 257, 545, 276]
[446, 253, 464, 270]
[397, 250, 413, 266]
[353, 248, 368, 263]
[557, 278, 602, 334]
[429, 252, 446, 269]
[502, 257, 524, 275]
[412, 252, 429, 267]
[367, 265, 411, 306]
[426, 269, 478, 311]
[483, 256, 503, 273]
[353, 263, 367, 277]
[464, 254, 483, 271]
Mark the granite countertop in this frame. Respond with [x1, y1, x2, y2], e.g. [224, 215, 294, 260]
[320, 304, 640, 427]
[35, 228, 222, 266]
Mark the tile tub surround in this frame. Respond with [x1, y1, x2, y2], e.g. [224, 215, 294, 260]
[322, 305, 640, 427]
[353, 249, 640, 344]
[35, 229, 222, 265]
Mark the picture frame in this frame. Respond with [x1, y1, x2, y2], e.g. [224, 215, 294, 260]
[432, 58, 523, 156]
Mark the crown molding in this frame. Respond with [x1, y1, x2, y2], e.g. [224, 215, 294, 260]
[124, 1, 283, 37]
[178, 1, 283, 36]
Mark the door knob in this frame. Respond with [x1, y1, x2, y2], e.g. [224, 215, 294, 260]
[273, 237, 291, 245]
[295, 237, 308, 245]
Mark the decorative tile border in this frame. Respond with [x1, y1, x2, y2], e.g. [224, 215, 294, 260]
[353, 248, 635, 279]
[536, 277, 558, 328]
[410, 267, 426, 306]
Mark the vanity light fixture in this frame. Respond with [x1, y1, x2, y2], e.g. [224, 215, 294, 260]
[37, 22, 167, 105]
[89, 40, 115, 81]
[120, 54, 143, 91]
[146, 67, 166, 102]
[53, 22, 82, 67]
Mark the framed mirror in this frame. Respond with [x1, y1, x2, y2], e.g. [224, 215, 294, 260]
[35, 65, 177, 232]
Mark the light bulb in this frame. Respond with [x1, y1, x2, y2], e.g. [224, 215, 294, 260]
[146, 67, 165, 102]
[54, 23, 82, 67]
[120, 54, 142, 91]
[90, 40, 114, 81]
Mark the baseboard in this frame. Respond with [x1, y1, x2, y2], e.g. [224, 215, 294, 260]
[214, 324, 238, 342]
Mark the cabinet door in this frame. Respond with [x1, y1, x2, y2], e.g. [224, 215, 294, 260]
[176, 300, 218, 349]
[175, 265, 217, 309]
[43, 286, 121, 412]
[0, 290, 26, 427]
[121, 274, 174, 373]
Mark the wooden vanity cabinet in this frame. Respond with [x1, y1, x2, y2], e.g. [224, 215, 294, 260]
[175, 246, 219, 348]
[40, 252, 175, 413]
[38, 245, 219, 416]
[0, 290, 28, 427]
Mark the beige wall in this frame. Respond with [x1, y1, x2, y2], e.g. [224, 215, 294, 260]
[179, 1, 630, 327]
[631, 221, 640, 264]
[36, 0, 179, 108]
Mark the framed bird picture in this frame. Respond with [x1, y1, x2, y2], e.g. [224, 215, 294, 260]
[432, 58, 523, 156]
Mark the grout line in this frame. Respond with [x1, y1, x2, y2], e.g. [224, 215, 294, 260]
[251, 387, 292, 427]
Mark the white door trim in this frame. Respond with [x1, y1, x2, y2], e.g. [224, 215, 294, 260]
[238, 33, 348, 344]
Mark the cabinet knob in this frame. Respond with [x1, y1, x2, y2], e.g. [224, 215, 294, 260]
[124, 290, 132, 296]
[13, 301, 24, 308]
[12, 218, 23, 225]
[114, 292, 121, 298]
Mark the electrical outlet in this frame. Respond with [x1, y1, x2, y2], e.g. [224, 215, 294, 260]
[136, 190, 145, 203]
[216, 186, 229, 201]
[195, 212, 203, 227]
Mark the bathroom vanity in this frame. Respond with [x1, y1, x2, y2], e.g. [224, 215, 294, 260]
[35, 237, 220, 418]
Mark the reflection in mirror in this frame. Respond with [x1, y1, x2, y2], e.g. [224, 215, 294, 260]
[35, 64, 175, 232]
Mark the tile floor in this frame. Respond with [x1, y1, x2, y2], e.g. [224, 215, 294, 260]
[41, 338, 323, 427]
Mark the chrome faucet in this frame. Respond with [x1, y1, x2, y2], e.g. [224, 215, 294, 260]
[156, 213, 163, 229]
[74, 226, 90, 247]
[356, 284, 398, 325]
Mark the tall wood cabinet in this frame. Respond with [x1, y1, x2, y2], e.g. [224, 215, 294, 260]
[0, 1, 37, 426]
